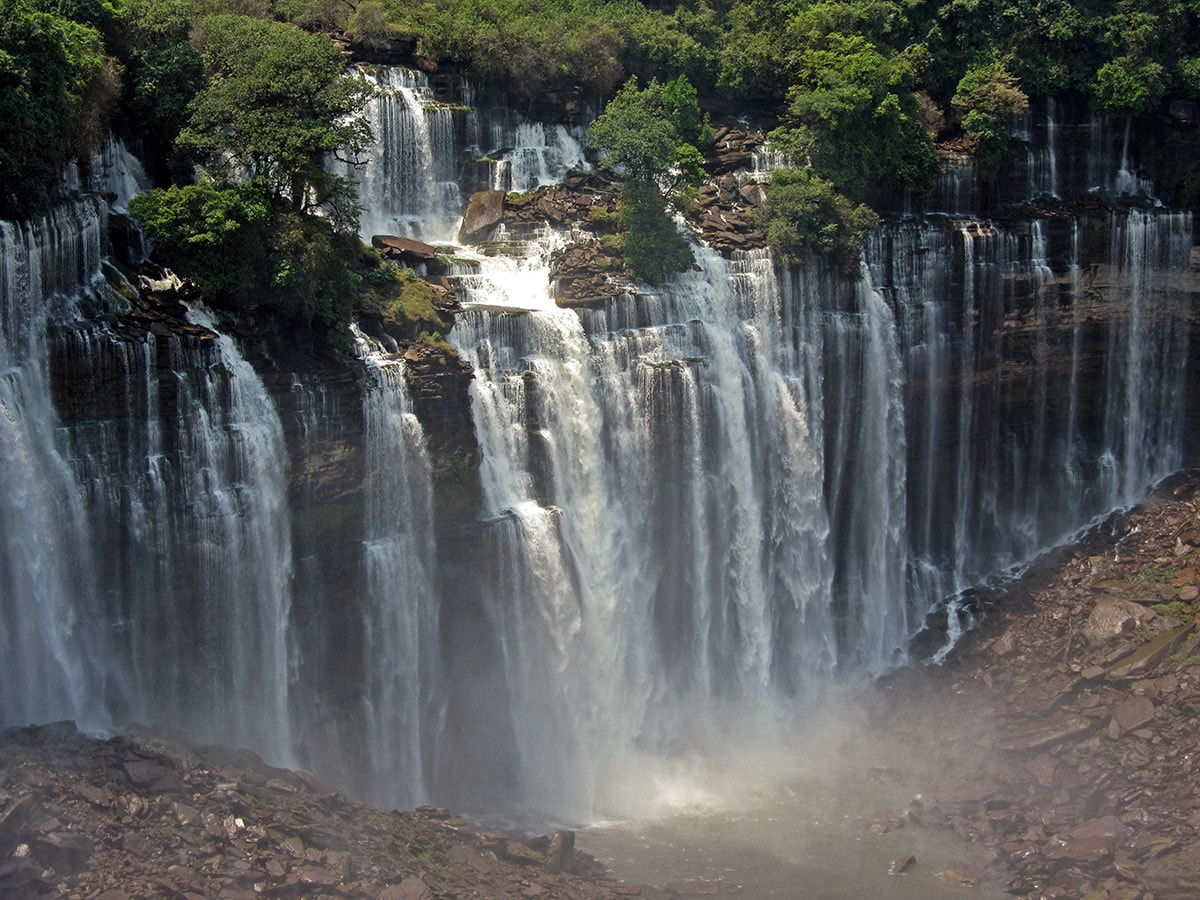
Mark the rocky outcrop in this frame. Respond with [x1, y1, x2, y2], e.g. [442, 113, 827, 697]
[688, 126, 770, 254]
[0, 723, 671, 898]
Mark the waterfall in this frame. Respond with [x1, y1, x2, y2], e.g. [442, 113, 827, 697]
[352, 67, 464, 241]
[1, 195, 298, 757]
[0, 199, 111, 729]
[56, 308, 296, 762]
[863, 209, 1192, 650]
[449, 235, 847, 820]
[354, 328, 438, 808]
[488, 122, 588, 193]
[1, 71, 1195, 834]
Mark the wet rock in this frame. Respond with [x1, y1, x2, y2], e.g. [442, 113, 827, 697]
[372, 235, 440, 264]
[1107, 622, 1195, 679]
[546, 829, 575, 874]
[889, 854, 916, 874]
[996, 713, 1093, 751]
[122, 758, 184, 793]
[940, 861, 986, 885]
[458, 190, 506, 243]
[662, 880, 740, 895]
[36, 831, 93, 874]
[1044, 816, 1127, 863]
[379, 877, 433, 899]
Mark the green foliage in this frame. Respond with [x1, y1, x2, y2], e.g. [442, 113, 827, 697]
[775, 29, 936, 199]
[1150, 601, 1194, 622]
[348, 0, 396, 47]
[589, 75, 710, 284]
[359, 262, 445, 332]
[131, 180, 364, 331]
[1093, 57, 1165, 114]
[118, 0, 205, 171]
[952, 56, 1029, 179]
[179, 14, 372, 222]
[617, 180, 694, 285]
[0, 0, 113, 216]
[752, 167, 881, 273]
[129, 181, 269, 300]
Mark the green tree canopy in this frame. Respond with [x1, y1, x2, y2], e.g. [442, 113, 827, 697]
[0, 0, 113, 216]
[178, 13, 372, 224]
[775, 29, 936, 199]
[753, 167, 882, 273]
[952, 56, 1029, 179]
[589, 75, 711, 284]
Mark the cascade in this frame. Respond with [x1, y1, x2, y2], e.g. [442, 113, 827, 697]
[54, 307, 297, 762]
[350, 67, 589, 241]
[448, 236, 857, 820]
[0, 67, 1194, 844]
[0, 195, 298, 758]
[487, 121, 588, 193]
[353, 328, 438, 808]
[0, 199, 111, 729]
[351, 67, 464, 241]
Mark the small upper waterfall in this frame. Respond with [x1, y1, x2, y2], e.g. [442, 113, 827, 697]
[351, 67, 464, 241]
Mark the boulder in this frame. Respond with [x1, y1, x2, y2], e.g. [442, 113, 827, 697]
[458, 190, 506, 243]
[372, 235, 439, 264]
[546, 829, 575, 874]
[1083, 598, 1153, 645]
[1043, 816, 1127, 863]
[1107, 622, 1195, 679]
[1109, 695, 1156, 737]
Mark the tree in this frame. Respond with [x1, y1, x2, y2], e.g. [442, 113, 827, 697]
[775, 30, 936, 200]
[588, 75, 711, 284]
[178, 14, 372, 224]
[0, 0, 114, 216]
[952, 56, 1029, 180]
[752, 167, 881, 273]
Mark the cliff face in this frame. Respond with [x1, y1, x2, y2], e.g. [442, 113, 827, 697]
[4, 88, 1199, 821]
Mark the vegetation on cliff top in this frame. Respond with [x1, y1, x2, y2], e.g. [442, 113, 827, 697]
[587, 75, 711, 284]
[5, 0, 1200, 300]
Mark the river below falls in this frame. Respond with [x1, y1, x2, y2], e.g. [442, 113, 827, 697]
[574, 713, 1007, 898]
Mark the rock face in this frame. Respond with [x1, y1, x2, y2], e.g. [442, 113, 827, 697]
[872, 469, 1200, 899]
[0, 723, 665, 898]
[458, 189, 506, 243]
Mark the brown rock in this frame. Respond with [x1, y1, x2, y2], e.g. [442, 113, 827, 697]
[546, 829, 575, 874]
[1083, 598, 1151, 645]
[662, 880, 740, 895]
[889, 854, 916, 874]
[459, 190, 506, 243]
[37, 831, 94, 874]
[1110, 695, 1156, 736]
[1108, 622, 1196, 679]
[1043, 816, 1126, 863]
[991, 631, 1019, 657]
[372, 235, 439, 263]
[996, 713, 1093, 751]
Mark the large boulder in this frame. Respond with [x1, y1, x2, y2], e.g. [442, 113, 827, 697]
[458, 190, 506, 243]
[1082, 597, 1154, 645]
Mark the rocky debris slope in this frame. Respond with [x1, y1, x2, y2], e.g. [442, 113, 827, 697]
[871, 469, 1200, 900]
[0, 724, 698, 899]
